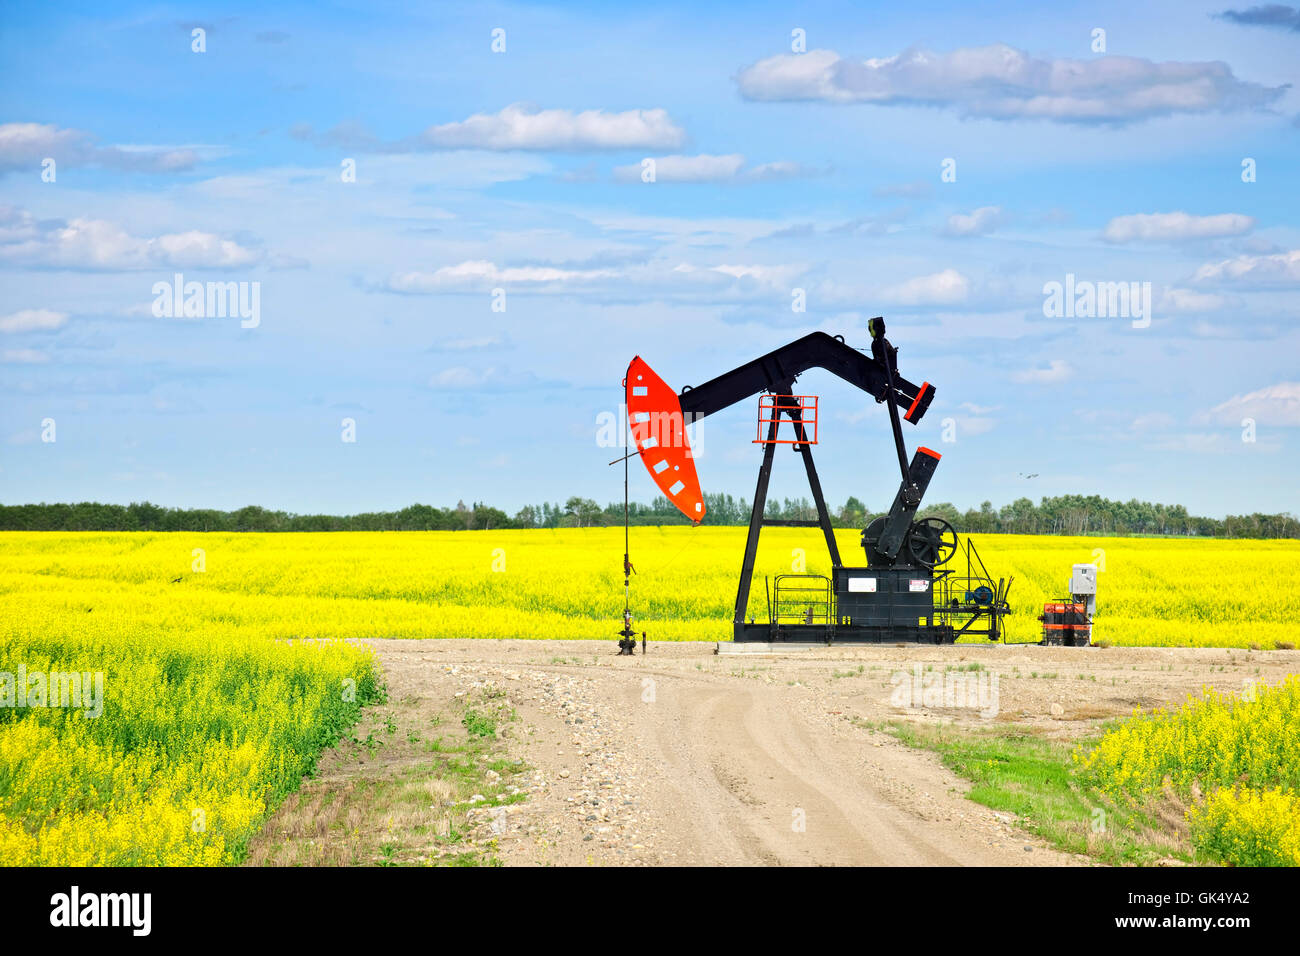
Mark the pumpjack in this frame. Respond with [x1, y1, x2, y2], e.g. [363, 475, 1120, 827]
[624, 318, 1012, 644]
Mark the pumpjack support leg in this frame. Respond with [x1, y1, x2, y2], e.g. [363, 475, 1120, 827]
[734, 414, 780, 635]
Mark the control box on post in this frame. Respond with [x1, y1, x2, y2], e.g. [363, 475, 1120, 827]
[1071, 563, 1097, 619]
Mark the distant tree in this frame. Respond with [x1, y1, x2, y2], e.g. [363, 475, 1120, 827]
[2, 496, 1295, 539]
[564, 496, 603, 528]
[472, 505, 509, 530]
[838, 495, 867, 527]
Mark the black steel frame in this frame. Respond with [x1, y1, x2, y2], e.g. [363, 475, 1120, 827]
[660, 321, 1006, 644]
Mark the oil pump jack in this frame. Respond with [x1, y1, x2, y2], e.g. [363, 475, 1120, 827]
[623, 318, 1012, 644]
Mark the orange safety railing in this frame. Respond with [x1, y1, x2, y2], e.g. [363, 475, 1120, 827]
[753, 394, 818, 444]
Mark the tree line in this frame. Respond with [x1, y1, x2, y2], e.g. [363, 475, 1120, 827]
[0, 494, 1295, 538]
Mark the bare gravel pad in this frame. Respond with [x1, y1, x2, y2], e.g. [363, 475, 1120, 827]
[273, 639, 1297, 867]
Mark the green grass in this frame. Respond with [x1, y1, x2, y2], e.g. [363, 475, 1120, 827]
[461, 709, 497, 739]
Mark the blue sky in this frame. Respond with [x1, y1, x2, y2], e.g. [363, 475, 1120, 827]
[1, 0, 1298, 518]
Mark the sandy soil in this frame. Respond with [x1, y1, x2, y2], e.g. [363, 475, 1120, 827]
[346, 639, 1297, 867]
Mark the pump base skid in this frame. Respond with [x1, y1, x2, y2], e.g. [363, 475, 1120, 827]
[733, 622, 959, 644]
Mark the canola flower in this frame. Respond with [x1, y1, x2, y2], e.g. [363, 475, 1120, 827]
[2, 529, 1296, 866]
[5, 528, 1294, 646]
[1076, 676, 1300, 866]
[1, 533, 378, 865]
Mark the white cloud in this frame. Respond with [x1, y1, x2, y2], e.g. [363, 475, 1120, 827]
[0, 308, 68, 333]
[614, 154, 817, 183]
[2, 348, 49, 363]
[1193, 248, 1300, 287]
[1158, 288, 1234, 313]
[735, 45, 1284, 123]
[416, 104, 686, 151]
[881, 268, 969, 305]
[1012, 360, 1073, 385]
[578, 210, 780, 246]
[944, 206, 1004, 237]
[614, 153, 746, 183]
[0, 205, 40, 243]
[387, 257, 802, 297]
[0, 122, 199, 174]
[1102, 211, 1254, 243]
[0, 211, 261, 270]
[425, 366, 546, 392]
[1131, 411, 1176, 431]
[1202, 382, 1300, 426]
[390, 260, 617, 292]
[746, 160, 818, 180]
[957, 416, 996, 436]
[429, 366, 498, 388]
[429, 334, 508, 352]
[671, 260, 786, 285]
[1151, 432, 1231, 453]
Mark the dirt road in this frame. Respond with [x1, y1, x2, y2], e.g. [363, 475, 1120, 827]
[334, 639, 1296, 867]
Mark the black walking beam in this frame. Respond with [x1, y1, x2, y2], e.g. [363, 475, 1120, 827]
[677, 328, 934, 427]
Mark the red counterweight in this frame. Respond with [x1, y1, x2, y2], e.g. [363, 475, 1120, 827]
[625, 356, 706, 523]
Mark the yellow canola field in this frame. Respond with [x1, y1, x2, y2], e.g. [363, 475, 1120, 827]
[1, 532, 379, 866]
[1, 529, 1297, 866]
[1078, 676, 1300, 866]
[3, 528, 1298, 647]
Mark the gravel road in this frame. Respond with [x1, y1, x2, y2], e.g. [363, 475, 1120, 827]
[364, 639, 1297, 866]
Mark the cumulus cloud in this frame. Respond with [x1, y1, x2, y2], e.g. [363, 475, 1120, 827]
[1201, 382, 1300, 425]
[944, 206, 1005, 237]
[0, 308, 68, 333]
[828, 206, 912, 236]
[881, 268, 969, 305]
[681, 262, 801, 285]
[386, 257, 803, 300]
[1012, 359, 1073, 384]
[0, 123, 199, 174]
[612, 154, 820, 183]
[1216, 5, 1300, 31]
[0, 207, 260, 270]
[1102, 211, 1254, 243]
[614, 153, 745, 182]
[429, 366, 500, 388]
[390, 260, 617, 292]
[1158, 288, 1235, 313]
[746, 160, 822, 180]
[416, 104, 685, 151]
[1193, 248, 1300, 287]
[735, 45, 1285, 123]
[294, 105, 687, 153]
